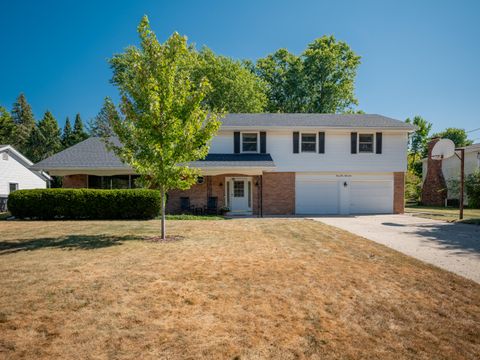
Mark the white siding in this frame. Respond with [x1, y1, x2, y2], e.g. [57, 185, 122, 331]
[0, 151, 47, 197]
[209, 132, 234, 153]
[210, 129, 408, 173]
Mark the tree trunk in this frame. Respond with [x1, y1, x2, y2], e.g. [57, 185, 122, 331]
[161, 187, 166, 240]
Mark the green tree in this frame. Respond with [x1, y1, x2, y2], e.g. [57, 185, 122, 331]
[37, 110, 62, 159]
[432, 128, 473, 148]
[303, 36, 361, 113]
[11, 93, 35, 153]
[0, 106, 15, 144]
[88, 97, 119, 137]
[254, 36, 361, 113]
[72, 113, 89, 144]
[406, 116, 432, 176]
[254, 49, 306, 112]
[62, 117, 74, 148]
[193, 48, 267, 112]
[108, 16, 221, 239]
[23, 125, 44, 163]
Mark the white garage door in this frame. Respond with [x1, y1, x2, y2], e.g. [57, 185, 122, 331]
[349, 180, 393, 214]
[295, 177, 339, 214]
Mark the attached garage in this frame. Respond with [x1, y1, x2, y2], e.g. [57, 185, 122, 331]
[295, 177, 339, 214]
[295, 173, 394, 215]
[349, 180, 393, 214]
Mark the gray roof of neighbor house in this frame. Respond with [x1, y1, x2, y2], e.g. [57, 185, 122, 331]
[32, 137, 275, 170]
[220, 113, 415, 130]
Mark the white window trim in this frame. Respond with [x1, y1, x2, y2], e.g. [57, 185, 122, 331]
[300, 132, 317, 153]
[241, 131, 260, 153]
[358, 133, 375, 154]
[9, 182, 19, 193]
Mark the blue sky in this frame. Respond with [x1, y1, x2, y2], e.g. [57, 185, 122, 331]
[1, 0, 479, 138]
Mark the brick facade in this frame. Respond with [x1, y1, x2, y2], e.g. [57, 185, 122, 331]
[393, 172, 405, 214]
[261, 172, 295, 215]
[63, 174, 88, 188]
[421, 138, 447, 206]
[167, 174, 261, 214]
[166, 172, 295, 215]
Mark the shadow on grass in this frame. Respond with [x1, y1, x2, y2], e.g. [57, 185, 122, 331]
[0, 234, 140, 255]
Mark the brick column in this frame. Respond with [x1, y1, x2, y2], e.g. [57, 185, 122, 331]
[393, 172, 405, 214]
[262, 172, 295, 215]
[421, 138, 447, 206]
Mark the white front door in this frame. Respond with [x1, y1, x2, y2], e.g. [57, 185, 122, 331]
[227, 178, 252, 213]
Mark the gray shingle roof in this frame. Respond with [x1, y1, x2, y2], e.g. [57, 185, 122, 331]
[32, 138, 275, 170]
[32, 137, 131, 170]
[189, 153, 275, 168]
[220, 113, 415, 129]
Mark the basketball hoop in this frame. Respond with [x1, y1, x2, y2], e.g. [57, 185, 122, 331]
[431, 139, 455, 159]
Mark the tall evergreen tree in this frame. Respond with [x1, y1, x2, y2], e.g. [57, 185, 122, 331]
[88, 97, 118, 137]
[24, 125, 45, 163]
[72, 113, 88, 144]
[37, 110, 62, 159]
[0, 106, 15, 144]
[10, 93, 35, 153]
[62, 117, 74, 148]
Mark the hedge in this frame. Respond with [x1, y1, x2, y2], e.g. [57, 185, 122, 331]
[8, 189, 161, 220]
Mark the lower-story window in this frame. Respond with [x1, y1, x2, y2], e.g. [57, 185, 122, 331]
[88, 175, 141, 189]
[9, 183, 18, 193]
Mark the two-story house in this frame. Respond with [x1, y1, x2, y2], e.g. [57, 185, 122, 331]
[32, 114, 415, 215]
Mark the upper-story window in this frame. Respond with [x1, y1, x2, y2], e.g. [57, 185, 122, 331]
[242, 133, 258, 152]
[301, 133, 316, 153]
[358, 134, 374, 153]
[2, 152, 8, 160]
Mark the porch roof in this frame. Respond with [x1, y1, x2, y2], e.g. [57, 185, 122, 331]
[189, 153, 275, 168]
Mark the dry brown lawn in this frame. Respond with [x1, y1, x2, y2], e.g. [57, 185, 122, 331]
[0, 219, 479, 359]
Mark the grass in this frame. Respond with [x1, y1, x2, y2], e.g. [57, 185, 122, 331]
[0, 211, 10, 220]
[0, 219, 479, 359]
[406, 205, 480, 224]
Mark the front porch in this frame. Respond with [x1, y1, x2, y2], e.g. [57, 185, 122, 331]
[167, 174, 263, 216]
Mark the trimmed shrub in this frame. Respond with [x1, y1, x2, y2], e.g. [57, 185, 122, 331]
[465, 171, 480, 208]
[8, 189, 161, 220]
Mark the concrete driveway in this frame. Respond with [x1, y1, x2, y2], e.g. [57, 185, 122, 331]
[311, 214, 480, 283]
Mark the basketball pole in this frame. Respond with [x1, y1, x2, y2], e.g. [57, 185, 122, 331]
[455, 148, 465, 220]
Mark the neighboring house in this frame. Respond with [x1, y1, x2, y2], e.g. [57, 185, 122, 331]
[32, 114, 414, 215]
[0, 145, 51, 209]
[422, 142, 480, 204]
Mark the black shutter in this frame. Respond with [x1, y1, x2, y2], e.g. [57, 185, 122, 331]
[293, 132, 299, 153]
[318, 132, 325, 154]
[376, 132, 382, 154]
[234, 132, 240, 153]
[260, 131, 266, 153]
[351, 132, 357, 154]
